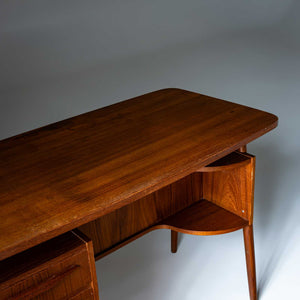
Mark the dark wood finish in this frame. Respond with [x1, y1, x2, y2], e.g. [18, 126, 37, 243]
[0, 88, 278, 260]
[0, 232, 85, 284]
[7, 264, 80, 300]
[73, 230, 99, 300]
[243, 225, 257, 300]
[202, 152, 255, 222]
[93, 227, 155, 260]
[70, 288, 95, 300]
[0, 231, 98, 300]
[171, 231, 178, 253]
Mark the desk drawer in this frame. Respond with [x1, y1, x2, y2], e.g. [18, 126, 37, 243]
[0, 231, 98, 300]
[69, 287, 94, 300]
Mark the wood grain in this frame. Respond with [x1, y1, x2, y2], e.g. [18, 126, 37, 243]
[73, 230, 99, 300]
[0, 88, 278, 260]
[157, 199, 248, 235]
[91, 198, 248, 260]
[0, 231, 98, 300]
[80, 152, 253, 257]
[197, 151, 251, 172]
[6, 264, 80, 300]
[70, 288, 95, 300]
[78, 174, 201, 257]
[243, 225, 257, 300]
[202, 152, 255, 222]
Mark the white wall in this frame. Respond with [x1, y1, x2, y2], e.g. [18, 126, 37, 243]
[1, 1, 299, 299]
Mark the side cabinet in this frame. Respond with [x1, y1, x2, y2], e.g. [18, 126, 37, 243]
[0, 231, 99, 300]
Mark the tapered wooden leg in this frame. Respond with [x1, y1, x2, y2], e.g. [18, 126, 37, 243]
[243, 225, 257, 300]
[171, 230, 178, 253]
[239, 145, 247, 152]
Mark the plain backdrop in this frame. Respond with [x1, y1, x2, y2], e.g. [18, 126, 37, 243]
[1, 1, 299, 299]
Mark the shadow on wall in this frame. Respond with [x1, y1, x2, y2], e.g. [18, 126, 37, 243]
[251, 143, 299, 297]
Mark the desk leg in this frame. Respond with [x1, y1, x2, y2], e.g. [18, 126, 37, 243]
[243, 225, 257, 300]
[239, 145, 247, 153]
[171, 230, 178, 253]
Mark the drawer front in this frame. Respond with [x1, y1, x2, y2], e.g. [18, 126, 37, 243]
[69, 288, 94, 300]
[0, 232, 97, 300]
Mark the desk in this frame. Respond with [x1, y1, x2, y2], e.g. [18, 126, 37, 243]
[0, 89, 278, 299]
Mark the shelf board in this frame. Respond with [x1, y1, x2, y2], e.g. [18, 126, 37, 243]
[94, 199, 248, 260]
[156, 199, 248, 235]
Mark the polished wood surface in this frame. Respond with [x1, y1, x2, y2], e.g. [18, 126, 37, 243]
[197, 151, 251, 172]
[73, 230, 99, 300]
[202, 152, 255, 222]
[0, 231, 98, 300]
[171, 231, 178, 253]
[6, 265, 80, 300]
[78, 173, 201, 257]
[157, 199, 248, 235]
[80, 151, 253, 262]
[243, 225, 257, 300]
[0, 88, 278, 300]
[0, 89, 277, 260]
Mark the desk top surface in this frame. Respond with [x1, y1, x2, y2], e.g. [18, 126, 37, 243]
[0, 88, 278, 260]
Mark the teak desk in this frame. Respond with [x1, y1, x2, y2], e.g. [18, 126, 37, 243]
[0, 89, 278, 299]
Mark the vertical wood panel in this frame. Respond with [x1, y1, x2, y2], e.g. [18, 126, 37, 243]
[202, 153, 255, 222]
[78, 173, 202, 256]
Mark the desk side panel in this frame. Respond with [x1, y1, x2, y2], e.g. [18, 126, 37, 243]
[202, 153, 255, 223]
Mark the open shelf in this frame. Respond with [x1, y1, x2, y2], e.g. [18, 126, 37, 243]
[81, 151, 255, 260]
[93, 199, 248, 260]
[156, 199, 248, 235]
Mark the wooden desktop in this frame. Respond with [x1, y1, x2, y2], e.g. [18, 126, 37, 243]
[0, 89, 278, 299]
